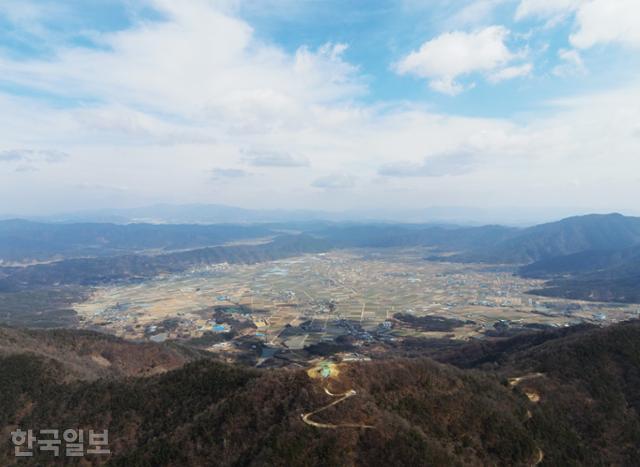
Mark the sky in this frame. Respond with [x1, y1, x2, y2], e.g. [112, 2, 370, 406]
[0, 0, 639, 218]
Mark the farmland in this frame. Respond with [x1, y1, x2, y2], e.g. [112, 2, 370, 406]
[74, 248, 639, 359]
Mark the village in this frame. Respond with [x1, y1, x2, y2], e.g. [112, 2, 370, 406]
[73, 248, 640, 364]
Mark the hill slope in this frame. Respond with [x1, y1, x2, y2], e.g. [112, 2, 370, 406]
[2, 321, 640, 465]
[520, 245, 640, 303]
[0, 234, 330, 291]
[0, 220, 274, 263]
[0, 327, 202, 380]
[458, 213, 640, 264]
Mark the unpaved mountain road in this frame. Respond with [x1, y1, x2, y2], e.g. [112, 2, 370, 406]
[301, 387, 374, 429]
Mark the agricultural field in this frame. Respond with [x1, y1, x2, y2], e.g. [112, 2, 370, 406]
[73, 248, 640, 358]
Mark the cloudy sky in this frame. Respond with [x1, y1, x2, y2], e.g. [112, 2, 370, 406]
[0, 0, 639, 216]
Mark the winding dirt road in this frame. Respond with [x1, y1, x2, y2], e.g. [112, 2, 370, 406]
[301, 387, 374, 429]
[508, 372, 544, 387]
[533, 447, 544, 466]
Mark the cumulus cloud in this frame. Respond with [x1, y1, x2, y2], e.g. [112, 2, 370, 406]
[378, 151, 476, 178]
[312, 174, 356, 189]
[0, 0, 638, 214]
[516, 0, 640, 49]
[488, 63, 532, 83]
[570, 0, 640, 49]
[242, 150, 309, 167]
[394, 26, 529, 95]
[0, 1, 364, 135]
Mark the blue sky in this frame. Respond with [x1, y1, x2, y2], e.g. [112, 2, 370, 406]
[240, 0, 640, 117]
[2, 0, 636, 116]
[0, 0, 639, 218]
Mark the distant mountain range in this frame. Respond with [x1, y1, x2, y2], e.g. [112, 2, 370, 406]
[33, 203, 342, 224]
[444, 213, 640, 263]
[0, 219, 274, 262]
[1, 203, 598, 226]
[0, 234, 329, 290]
[520, 244, 640, 303]
[520, 244, 640, 278]
[440, 213, 640, 302]
[2, 212, 640, 303]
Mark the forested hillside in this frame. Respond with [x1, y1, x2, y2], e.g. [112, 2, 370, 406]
[2, 320, 640, 466]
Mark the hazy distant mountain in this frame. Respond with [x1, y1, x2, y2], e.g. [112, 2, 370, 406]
[3, 203, 595, 226]
[25, 203, 332, 224]
[0, 234, 330, 290]
[411, 213, 640, 302]
[509, 213, 640, 259]
[455, 213, 640, 264]
[0, 217, 516, 264]
[4, 213, 640, 302]
[314, 223, 516, 250]
[529, 274, 640, 303]
[520, 245, 640, 278]
[261, 211, 640, 266]
[521, 245, 640, 303]
[0, 219, 274, 262]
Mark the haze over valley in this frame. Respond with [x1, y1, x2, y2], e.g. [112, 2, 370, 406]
[2, 0, 640, 465]
[2, 212, 640, 465]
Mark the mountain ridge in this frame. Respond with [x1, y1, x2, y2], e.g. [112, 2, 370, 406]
[2, 320, 640, 465]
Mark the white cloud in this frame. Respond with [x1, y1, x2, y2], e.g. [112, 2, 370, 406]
[242, 149, 309, 167]
[570, 0, 640, 49]
[394, 26, 527, 95]
[312, 174, 356, 190]
[515, 0, 585, 20]
[0, 148, 69, 174]
[0, 1, 363, 130]
[516, 0, 640, 49]
[0, 0, 639, 215]
[379, 151, 476, 177]
[429, 79, 468, 96]
[446, 0, 509, 28]
[553, 48, 586, 76]
[489, 63, 533, 83]
[0, 0, 65, 38]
